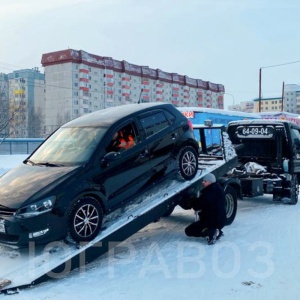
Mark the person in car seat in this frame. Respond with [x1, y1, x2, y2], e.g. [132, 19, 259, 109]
[184, 173, 226, 245]
[108, 129, 135, 152]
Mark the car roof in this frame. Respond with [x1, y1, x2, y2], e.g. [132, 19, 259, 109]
[62, 102, 173, 128]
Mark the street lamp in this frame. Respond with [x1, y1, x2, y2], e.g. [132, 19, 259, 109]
[224, 93, 235, 109]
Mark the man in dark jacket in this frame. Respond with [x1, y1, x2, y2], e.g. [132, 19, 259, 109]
[185, 173, 226, 245]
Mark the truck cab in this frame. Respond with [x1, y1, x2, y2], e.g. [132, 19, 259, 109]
[227, 119, 300, 204]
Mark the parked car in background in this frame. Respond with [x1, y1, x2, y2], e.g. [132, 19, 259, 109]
[0, 103, 199, 247]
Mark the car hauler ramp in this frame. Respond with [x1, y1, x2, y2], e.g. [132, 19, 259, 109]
[0, 127, 239, 293]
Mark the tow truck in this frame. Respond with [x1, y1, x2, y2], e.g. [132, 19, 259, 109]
[178, 107, 300, 205]
[0, 123, 241, 293]
[227, 119, 300, 204]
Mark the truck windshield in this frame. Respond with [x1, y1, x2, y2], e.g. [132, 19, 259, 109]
[29, 127, 106, 166]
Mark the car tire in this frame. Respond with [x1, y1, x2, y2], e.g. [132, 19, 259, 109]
[178, 145, 198, 180]
[289, 174, 299, 205]
[68, 197, 103, 243]
[224, 186, 237, 225]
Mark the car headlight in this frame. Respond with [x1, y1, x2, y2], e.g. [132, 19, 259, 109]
[15, 196, 56, 219]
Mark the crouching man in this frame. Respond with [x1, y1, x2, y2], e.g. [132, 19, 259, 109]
[185, 173, 226, 245]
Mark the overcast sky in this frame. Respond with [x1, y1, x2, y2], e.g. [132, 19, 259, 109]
[1, 0, 300, 108]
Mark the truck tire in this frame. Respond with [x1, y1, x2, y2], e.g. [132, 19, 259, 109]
[162, 205, 176, 217]
[224, 186, 237, 225]
[289, 174, 299, 205]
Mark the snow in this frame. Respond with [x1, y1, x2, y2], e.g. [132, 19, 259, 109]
[0, 155, 300, 300]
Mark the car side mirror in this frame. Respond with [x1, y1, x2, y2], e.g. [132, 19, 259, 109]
[101, 152, 120, 167]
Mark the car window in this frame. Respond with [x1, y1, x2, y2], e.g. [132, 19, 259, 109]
[139, 111, 169, 138]
[164, 110, 176, 124]
[30, 127, 106, 165]
[106, 122, 138, 153]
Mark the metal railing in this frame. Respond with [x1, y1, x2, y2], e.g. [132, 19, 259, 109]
[0, 138, 44, 155]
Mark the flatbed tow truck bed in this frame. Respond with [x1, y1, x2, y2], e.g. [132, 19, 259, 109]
[0, 129, 238, 293]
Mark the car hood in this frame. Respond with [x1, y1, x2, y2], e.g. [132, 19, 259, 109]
[0, 163, 79, 209]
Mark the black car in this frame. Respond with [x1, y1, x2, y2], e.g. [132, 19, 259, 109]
[0, 103, 199, 247]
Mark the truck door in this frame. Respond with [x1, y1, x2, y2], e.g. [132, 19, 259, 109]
[289, 126, 300, 173]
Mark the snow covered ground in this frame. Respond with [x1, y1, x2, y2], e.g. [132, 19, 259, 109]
[0, 155, 300, 300]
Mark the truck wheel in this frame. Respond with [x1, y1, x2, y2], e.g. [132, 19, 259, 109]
[178, 146, 198, 180]
[224, 186, 237, 225]
[68, 197, 103, 243]
[162, 205, 176, 217]
[289, 174, 299, 205]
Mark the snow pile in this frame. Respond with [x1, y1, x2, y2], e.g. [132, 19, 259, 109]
[0, 155, 27, 176]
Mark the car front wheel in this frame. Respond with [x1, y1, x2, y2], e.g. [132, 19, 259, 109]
[178, 145, 198, 180]
[68, 197, 103, 243]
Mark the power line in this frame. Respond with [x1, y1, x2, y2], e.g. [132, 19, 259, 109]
[261, 60, 300, 69]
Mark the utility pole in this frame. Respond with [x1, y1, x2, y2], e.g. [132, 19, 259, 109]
[281, 81, 284, 112]
[258, 68, 262, 112]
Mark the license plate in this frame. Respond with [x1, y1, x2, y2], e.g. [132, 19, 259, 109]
[0, 220, 5, 233]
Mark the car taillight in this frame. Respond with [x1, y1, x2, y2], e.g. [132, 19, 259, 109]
[187, 120, 194, 131]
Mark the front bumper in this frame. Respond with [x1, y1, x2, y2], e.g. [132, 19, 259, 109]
[0, 213, 67, 248]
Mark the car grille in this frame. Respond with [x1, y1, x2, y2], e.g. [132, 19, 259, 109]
[0, 233, 18, 244]
[0, 205, 16, 216]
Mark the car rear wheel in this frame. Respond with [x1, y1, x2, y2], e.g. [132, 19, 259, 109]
[178, 145, 198, 180]
[68, 197, 103, 243]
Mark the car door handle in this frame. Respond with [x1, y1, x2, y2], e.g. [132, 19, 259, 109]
[139, 149, 149, 158]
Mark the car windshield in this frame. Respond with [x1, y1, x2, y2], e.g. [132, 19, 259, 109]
[29, 127, 107, 166]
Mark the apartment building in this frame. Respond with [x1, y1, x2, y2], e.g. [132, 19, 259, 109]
[228, 100, 254, 113]
[253, 97, 283, 113]
[253, 84, 300, 114]
[0, 68, 45, 138]
[284, 84, 300, 114]
[41, 49, 225, 135]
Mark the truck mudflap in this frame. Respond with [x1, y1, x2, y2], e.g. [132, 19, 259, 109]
[0, 156, 236, 293]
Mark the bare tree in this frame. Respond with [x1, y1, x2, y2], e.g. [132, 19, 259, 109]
[0, 80, 10, 140]
[56, 111, 71, 129]
[0, 78, 28, 141]
[28, 107, 43, 138]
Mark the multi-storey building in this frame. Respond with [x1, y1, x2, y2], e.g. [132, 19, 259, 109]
[284, 84, 300, 114]
[228, 100, 254, 113]
[0, 69, 45, 138]
[253, 97, 283, 112]
[41, 49, 225, 135]
[253, 84, 300, 114]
